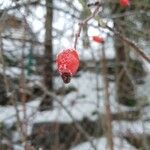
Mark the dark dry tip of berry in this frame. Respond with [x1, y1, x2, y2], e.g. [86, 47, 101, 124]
[61, 72, 71, 84]
[101, 40, 105, 44]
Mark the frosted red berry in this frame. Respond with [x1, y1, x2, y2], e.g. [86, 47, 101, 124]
[119, 0, 130, 7]
[92, 36, 104, 44]
[56, 49, 79, 83]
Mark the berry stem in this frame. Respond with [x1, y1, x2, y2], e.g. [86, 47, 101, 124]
[73, 2, 101, 49]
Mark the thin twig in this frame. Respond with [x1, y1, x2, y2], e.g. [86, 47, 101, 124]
[101, 44, 114, 150]
[36, 83, 97, 150]
[106, 25, 150, 63]
[74, 2, 101, 49]
[1, 0, 39, 12]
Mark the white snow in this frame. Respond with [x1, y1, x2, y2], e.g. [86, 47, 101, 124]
[13, 144, 24, 150]
[113, 120, 150, 135]
[0, 71, 149, 136]
[70, 136, 136, 150]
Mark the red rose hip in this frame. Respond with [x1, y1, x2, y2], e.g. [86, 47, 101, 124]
[56, 49, 79, 83]
[92, 36, 104, 44]
[119, 0, 130, 7]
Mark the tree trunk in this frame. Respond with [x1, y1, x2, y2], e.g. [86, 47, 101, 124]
[44, 0, 53, 90]
[40, 0, 53, 111]
[115, 36, 136, 106]
[114, 8, 136, 107]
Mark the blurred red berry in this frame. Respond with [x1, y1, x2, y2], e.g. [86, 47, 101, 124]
[56, 49, 79, 83]
[119, 0, 130, 7]
[92, 36, 104, 44]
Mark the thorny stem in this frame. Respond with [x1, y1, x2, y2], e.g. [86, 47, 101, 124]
[73, 2, 101, 49]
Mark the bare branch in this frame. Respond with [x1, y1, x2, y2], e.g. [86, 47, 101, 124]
[101, 44, 114, 150]
[36, 83, 97, 150]
[74, 2, 101, 49]
[106, 25, 150, 63]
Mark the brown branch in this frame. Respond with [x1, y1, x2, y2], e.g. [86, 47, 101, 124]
[1, 2, 79, 19]
[106, 26, 150, 63]
[1, 0, 39, 12]
[101, 44, 114, 150]
[0, 32, 31, 149]
[36, 83, 97, 150]
[74, 2, 101, 49]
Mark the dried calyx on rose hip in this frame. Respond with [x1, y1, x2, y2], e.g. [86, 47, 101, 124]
[119, 0, 130, 7]
[56, 49, 79, 84]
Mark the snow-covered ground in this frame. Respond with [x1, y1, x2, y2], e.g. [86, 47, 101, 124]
[1, 70, 149, 125]
[0, 69, 150, 149]
[70, 136, 136, 150]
